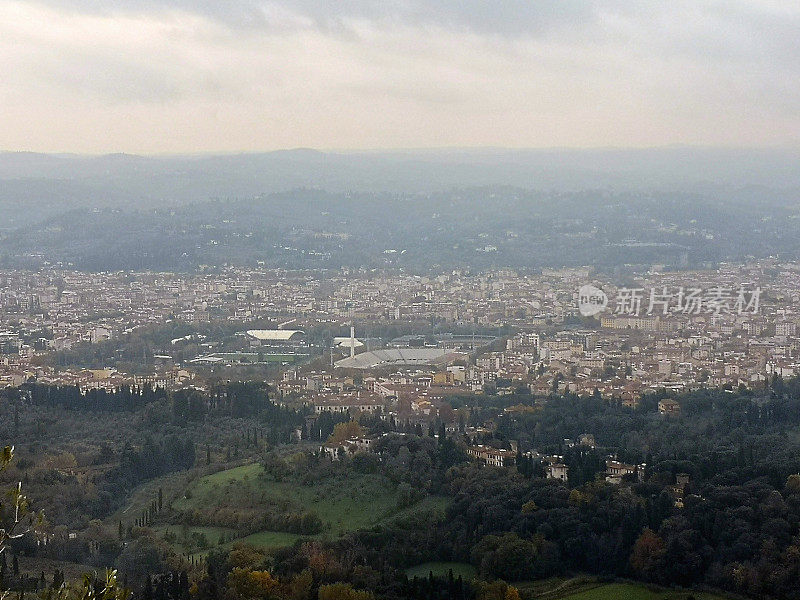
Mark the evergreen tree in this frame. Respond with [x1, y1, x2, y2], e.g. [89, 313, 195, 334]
[143, 576, 153, 600]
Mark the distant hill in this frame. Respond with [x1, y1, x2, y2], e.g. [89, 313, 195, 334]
[1, 147, 799, 219]
[2, 187, 799, 272]
[2, 147, 799, 271]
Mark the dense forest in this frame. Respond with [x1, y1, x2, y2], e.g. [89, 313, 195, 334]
[4, 378, 800, 598]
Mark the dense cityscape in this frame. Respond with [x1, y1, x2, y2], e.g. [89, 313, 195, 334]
[2, 260, 797, 397]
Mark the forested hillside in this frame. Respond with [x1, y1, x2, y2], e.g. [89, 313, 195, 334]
[4, 378, 800, 598]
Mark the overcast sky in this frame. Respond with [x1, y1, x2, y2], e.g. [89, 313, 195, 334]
[2, 1, 799, 153]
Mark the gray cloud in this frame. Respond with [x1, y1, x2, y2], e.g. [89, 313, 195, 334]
[2, 0, 799, 152]
[20, 1, 800, 71]
[24, 0, 273, 28]
[22, 0, 601, 34]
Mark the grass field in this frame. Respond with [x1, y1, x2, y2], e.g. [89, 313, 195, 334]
[178, 462, 262, 492]
[238, 530, 304, 549]
[559, 583, 731, 600]
[514, 578, 734, 600]
[171, 462, 443, 549]
[405, 562, 477, 580]
[387, 494, 451, 521]
[107, 469, 195, 527]
[210, 352, 308, 364]
[151, 524, 298, 560]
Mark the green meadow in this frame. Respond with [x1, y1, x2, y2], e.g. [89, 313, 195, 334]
[558, 582, 732, 600]
[515, 578, 734, 600]
[170, 462, 450, 549]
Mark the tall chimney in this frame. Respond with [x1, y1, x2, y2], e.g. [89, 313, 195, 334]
[350, 326, 356, 358]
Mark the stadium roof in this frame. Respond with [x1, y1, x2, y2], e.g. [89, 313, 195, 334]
[335, 348, 460, 369]
[246, 329, 304, 341]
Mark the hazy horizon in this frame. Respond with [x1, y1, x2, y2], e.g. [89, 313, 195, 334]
[4, 143, 800, 158]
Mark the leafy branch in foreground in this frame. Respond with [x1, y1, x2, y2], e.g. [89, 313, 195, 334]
[38, 569, 131, 600]
[1, 445, 130, 600]
[0, 446, 39, 557]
